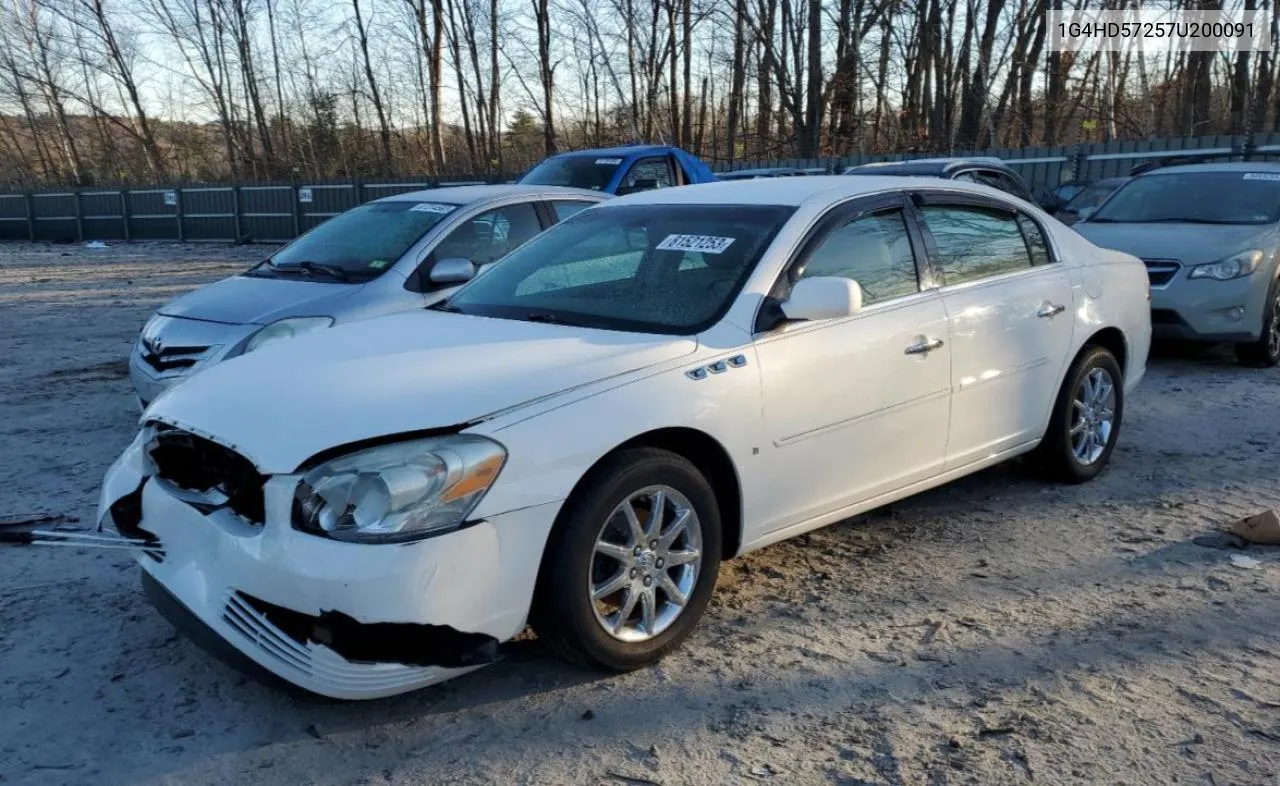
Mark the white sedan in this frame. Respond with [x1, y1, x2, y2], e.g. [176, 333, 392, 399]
[98, 176, 1152, 699]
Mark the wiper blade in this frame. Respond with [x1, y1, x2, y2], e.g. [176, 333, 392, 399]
[428, 301, 461, 313]
[524, 312, 580, 325]
[273, 260, 354, 281]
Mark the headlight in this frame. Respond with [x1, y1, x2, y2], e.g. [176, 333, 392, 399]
[243, 316, 334, 354]
[293, 435, 506, 543]
[1189, 250, 1264, 281]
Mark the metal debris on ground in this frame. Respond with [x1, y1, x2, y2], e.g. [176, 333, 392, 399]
[1229, 554, 1262, 570]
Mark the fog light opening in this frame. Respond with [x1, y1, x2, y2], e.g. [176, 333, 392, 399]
[1228, 306, 1246, 321]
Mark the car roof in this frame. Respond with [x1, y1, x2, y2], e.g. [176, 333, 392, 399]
[1136, 160, 1280, 176]
[722, 167, 806, 176]
[847, 157, 1013, 176]
[605, 174, 1015, 209]
[545, 144, 676, 159]
[373, 184, 604, 204]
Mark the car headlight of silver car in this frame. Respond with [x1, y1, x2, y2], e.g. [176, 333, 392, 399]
[1188, 250, 1264, 281]
[292, 435, 507, 543]
[243, 316, 334, 354]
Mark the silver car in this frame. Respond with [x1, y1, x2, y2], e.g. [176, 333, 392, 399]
[131, 185, 606, 406]
[1075, 162, 1280, 367]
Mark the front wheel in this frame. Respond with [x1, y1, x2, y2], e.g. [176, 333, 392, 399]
[1235, 281, 1280, 368]
[1036, 346, 1124, 483]
[533, 448, 722, 672]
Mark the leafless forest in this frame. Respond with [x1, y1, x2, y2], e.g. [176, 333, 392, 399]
[0, 0, 1276, 187]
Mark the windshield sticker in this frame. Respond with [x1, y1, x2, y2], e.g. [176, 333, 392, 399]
[1244, 173, 1280, 181]
[368, 259, 390, 269]
[410, 202, 456, 213]
[595, 157, 623, 165]
[656, 234, 737, 254]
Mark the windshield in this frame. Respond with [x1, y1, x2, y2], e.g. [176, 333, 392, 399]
[1090, 172, 1280, 224]
[1063, 181, 1122, 213]
[444, 203, 794, 334]
[255, 200, 459, 280]
[520, 155, 621, 190]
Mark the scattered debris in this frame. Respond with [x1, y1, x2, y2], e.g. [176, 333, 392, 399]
[1229, 555, 1262, 570]
[0, 513, 73, 529]
[1232, 510, 1280, 546]
[747, 764, 784, 779]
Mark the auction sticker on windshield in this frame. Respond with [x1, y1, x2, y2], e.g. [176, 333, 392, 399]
[410, 202, 457, 213]
[1244, 173, 1280, 181]
[656, 234, 737, 254]
[595, 158, 623, 165]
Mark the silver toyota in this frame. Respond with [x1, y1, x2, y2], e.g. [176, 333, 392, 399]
[130, 185, 606, 406]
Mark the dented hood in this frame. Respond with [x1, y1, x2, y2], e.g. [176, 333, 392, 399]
[144, 309, 697, 472]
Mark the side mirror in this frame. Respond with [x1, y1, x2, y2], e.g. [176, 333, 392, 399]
[781, 277, 863, 322]
[1039, 195, 1064, 212]
[429, 257, 477, 285]
[617, 178, 660, 196]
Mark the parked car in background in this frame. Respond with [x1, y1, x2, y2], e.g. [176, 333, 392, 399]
[843, 157, 1035, 202]
[518, 145, 717, 194]
[1075, 162, 1280, 366]
[718, 167, 809, 180]
[100, 175, 1149, 699]
[1055, 177, 1130, 225]
[130, 185, 607, 407]
[1036, 180, 1090, 213]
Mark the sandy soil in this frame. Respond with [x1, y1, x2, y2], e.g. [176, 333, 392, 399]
[1, 241, 1279, 786]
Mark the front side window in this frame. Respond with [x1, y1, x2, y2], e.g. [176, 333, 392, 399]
[1091, 171, 1280, 224]
[622, 158, 674, 189]
[550, 200, 597, 222]
[259, 200, 458, 280]
[519, 155, 619, 191]
[432, 203, 542, 266]
[797, 210, 920, 305]
[920, 205, 1034, 285]
[446, 203, 794, 334]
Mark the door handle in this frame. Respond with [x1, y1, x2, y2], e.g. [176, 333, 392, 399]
[1038, 302, 1066, 318]
[905, 337, 945, 355]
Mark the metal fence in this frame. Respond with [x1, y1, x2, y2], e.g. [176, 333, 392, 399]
[1, 133, 1277, 244]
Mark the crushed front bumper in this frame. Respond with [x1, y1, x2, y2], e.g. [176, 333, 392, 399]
[98, 438, 560, 700]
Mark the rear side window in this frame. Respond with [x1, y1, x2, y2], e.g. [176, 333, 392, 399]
[1017, 214, 1053, 266]
[920, 205, 1033, 285]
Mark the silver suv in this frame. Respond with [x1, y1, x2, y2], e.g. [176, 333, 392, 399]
[1075, 162, 1280, 367]
[131, 185, 606, 406]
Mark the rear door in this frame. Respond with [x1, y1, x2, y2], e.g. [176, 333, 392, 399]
[912, 191, 1075, 469]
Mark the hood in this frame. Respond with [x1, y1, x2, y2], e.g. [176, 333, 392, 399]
[1074, 222, 1274, 265]
[145, 310, 697, 472]
[158, 273, 364, 325]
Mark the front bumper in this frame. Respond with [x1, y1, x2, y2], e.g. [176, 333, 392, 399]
[1149, 270, 1270, 342]
[98, 439, 561, 700]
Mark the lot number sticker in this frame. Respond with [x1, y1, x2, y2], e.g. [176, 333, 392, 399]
[298, 188, 314, 203]
[1244, 173, 1280, 181]
[163, 191, 177, 206]
[410, 202, 456, 213]
[656, 234, 736, 254]
[595, 158, 623, 165]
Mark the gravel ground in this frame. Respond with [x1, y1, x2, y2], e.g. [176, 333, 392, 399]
[2, 241, 1279, 786]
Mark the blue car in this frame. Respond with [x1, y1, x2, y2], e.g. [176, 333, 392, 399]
[518, 145, 718, 194]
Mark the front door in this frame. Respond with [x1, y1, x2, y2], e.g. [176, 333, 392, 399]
[752, 195, 952, 533]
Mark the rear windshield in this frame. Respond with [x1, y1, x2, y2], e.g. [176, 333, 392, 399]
[263, 200, 459, 278]
[1091, 172, 1280, 224]
[445, 203, 794, 334]
[520, 155, 620, 190]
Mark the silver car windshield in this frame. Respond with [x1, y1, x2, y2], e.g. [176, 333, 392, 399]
[1091, 172, 1280, 224]
[443, 203, 794, 334]
[258, 200, 460, 280]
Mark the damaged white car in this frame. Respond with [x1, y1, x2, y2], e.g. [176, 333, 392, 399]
[98, 177, 1151, 699]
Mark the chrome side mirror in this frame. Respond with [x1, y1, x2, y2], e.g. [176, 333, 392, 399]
[429, 257, 477, 285]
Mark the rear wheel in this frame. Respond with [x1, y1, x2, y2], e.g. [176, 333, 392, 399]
[1036, 346, 1124, 483]
[533, 448, 721, 672]
[1235, 281, 1280, 368]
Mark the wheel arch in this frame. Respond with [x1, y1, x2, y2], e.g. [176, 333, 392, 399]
[1081, 326, 1128, 377]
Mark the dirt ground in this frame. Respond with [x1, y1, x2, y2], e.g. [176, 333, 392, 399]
[1, 241, 1279, 786]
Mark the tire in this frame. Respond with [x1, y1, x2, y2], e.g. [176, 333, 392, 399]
[1235, 279, 1280, 368]
[532, 447, 722, 672]
[1036, 346, 1124, 483]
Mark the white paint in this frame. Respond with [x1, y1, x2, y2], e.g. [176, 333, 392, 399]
[100, 176, 1152, 699]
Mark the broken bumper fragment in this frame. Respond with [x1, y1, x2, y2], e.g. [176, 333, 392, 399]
[98, 438, 559, 700]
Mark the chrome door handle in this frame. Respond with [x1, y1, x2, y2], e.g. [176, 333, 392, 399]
[905, 337, 945, 355]
[1038, 303, 1066, 318]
